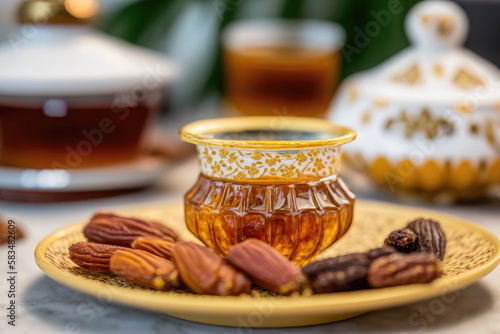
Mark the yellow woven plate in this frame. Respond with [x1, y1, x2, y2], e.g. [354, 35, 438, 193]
[35, 200, 500, 328]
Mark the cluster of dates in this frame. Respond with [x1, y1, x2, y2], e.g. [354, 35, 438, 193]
[69, 213, 446, 296]
[289, 218, 447, 294]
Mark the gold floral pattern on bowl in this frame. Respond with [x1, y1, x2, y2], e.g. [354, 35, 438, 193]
[198, 146, 340, 181]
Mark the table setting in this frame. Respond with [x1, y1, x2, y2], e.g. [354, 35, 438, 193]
[0, 1, 499, 333]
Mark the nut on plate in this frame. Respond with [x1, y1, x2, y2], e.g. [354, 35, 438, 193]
[226, 239, 300, 292]
[109, 249, 183, 291]
[407, 218, 447, 260]
[368, 253, 443, 288]
[132, 236, 175, 260]
[172, 241, 251, 296]
[385, 228, 418, 253]
[83, 212, 178, 247]
[69, 241, 130, 272]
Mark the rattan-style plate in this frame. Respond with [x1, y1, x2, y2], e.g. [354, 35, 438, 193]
[35, 200, 500, 327]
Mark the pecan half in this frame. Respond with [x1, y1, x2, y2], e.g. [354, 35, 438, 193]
[407, 218, 446, 260]
[226, 239, 300, 292]
[69, 242, 130, 272]
[131, 236, 175, 260]
[385, 228, 418, 253]
[109, 249, 183, 291]
[172, 241, 251, 296]
[83, 212, 178, 247]
[368, 253, 442, 288]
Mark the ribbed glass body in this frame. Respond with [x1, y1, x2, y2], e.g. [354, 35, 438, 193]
[185, 175, 355, 266]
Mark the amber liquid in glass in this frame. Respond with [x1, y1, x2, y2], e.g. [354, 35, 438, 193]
[0, 102, 151, 169]
[224, 45, 341, 118]
[185, 174, 354, 266]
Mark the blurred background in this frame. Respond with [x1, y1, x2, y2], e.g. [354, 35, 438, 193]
[0, 0, 499, 203]
[2, 0, 497, 111]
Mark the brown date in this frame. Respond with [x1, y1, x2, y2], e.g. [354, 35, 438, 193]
[226, 239, 300, 292]
[131, 236, 175, 260]
[385, 228, 418, 253]
[0, 220, 24, 244]
[290, 247, 397, 294]
[368, 253, 442, 288]
[407, 218, 446, 260]
[69, 241, 130, 272]
[83, 212, 178, 247]
[172, 241, 251, 296]
[109, 249, 183, 291]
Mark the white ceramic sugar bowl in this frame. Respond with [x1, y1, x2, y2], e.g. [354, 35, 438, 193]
[329, 0, 500, 202]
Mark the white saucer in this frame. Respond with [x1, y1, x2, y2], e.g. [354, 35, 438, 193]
[0, 155, 170, 193]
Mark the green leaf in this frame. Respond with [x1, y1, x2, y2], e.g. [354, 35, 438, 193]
[100, 0, 186, 47]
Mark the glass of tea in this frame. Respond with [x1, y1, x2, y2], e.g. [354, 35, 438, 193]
[222, 19, 345, 118]
[180, 116, 356, 266]
[0, 93, 162, 169]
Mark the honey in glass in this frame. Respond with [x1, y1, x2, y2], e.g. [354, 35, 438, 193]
[222, 20, 345, 118]
[180, 117, 357, 266]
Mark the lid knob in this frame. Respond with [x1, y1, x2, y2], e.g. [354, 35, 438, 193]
[18, 0, 98, 24]
[405, 0, 469, 50]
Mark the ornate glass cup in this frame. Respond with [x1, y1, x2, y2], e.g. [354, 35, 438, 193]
[180, 117, 356, 265]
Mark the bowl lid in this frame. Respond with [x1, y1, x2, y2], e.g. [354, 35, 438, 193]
[350, 1, 500, 107]
[0, 26, 178, 96]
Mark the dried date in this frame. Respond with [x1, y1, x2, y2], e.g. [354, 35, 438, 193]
[368, 253, 442, 288]
[131, 236, 175, 260]
[69, 241, 130, 272]
[0, 220, 24, 244]
[385, 228, 418, 253]
[407, 218, 446, 260]
[172, 241, 251, 296]
[83, 212, 178, 247]
[288, 247, 398, 294]
[109, 249, 183, 291]
[226, 239, 300, 292]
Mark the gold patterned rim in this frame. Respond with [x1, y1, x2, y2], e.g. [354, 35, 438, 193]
[179, 117, 356, 150]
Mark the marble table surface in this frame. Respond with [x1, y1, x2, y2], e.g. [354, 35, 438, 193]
[1, 159, 499, 334]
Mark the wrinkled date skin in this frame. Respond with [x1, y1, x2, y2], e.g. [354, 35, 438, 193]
[172, 241, 251, 296]
[299, 247, 397, 294]
[407, 218, 447, 260]
[109, 249, 183, 291]
[131, 236, 175, 261]
[385, 228, 418, 253]
[226, 239, 300, 292]
[83, 212, 178, 247]
[69, 242, 130, 272]
[368, 253, 443, 288]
